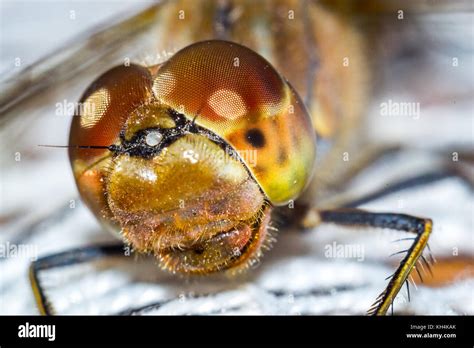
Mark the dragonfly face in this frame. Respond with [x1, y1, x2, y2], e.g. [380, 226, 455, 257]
[69, 40, 316, 274]
[63, 0, 371, 277]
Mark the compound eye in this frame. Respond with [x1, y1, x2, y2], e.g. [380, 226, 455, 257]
[151, 40, 317, 205]
[152, 40, 286, 124]
[69, 64, 153, 168]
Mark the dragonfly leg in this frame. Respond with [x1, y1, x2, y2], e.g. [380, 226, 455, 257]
[300, 166, 472, 315]
[29, 244, 125, 315]
[316, 208, 432, 316]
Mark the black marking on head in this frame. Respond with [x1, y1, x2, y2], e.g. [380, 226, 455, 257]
[111, 108, 188, 158]
[112, 107, 235, 160]
[245, 128, 265, 148]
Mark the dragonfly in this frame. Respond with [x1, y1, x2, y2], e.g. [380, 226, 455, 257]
[0, 0, 473, 316]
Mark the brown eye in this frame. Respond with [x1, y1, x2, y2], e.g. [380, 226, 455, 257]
[152, 40, 286, 123]
[151, 40, 316, 205]
[69, 64, 153, 167]
[68, 64, 154, 232]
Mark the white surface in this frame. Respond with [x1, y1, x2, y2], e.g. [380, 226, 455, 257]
[0, 1, 473, 315]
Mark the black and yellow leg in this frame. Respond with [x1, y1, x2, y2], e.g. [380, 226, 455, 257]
[311, 208, 432, 316]
[299, 167, 472, 315]
[29, 244, 125, 315]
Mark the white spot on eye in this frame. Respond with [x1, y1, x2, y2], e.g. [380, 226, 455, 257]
[152, 71, 176, 98]
[208, 89, 247, 120]
[80, 88, 110, 128]
[145, 131, 163, 146]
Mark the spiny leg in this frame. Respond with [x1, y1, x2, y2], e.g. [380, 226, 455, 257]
[29, 244, 125, 315]
[300, 167, 472, 315]
[299, 163, 474, 314]
[312, 208, 432, 315]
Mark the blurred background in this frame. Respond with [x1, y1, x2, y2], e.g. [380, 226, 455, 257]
[0, 0, 473, 315]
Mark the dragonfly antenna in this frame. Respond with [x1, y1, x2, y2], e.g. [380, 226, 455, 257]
[38, 144, 112, 150]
